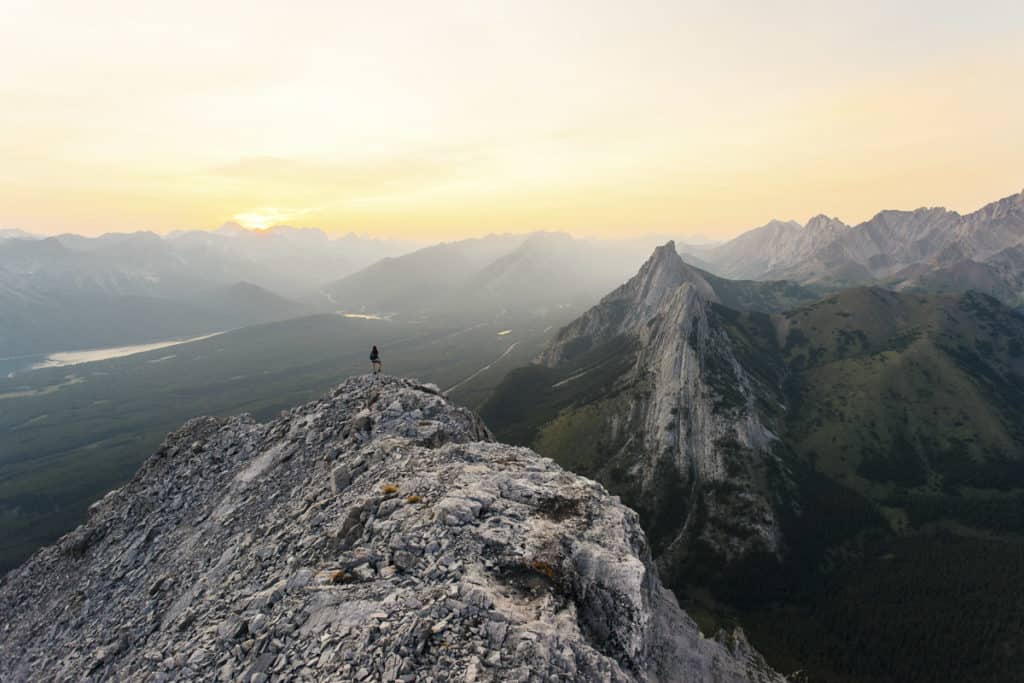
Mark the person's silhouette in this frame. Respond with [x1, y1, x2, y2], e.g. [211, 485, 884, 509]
[370, 345, 382, 375]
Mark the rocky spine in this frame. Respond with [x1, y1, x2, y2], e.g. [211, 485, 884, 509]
[0, 376, 781, 682]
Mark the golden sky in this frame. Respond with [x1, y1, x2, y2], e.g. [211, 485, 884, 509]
[1, 0, 1022, 239]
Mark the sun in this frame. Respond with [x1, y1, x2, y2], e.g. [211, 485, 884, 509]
[231, 208, 307, 230]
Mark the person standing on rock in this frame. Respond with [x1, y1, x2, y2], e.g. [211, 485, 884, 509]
[370, 345, 382, 375]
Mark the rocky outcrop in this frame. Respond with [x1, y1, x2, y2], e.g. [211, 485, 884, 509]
[0, 376, 782, 682]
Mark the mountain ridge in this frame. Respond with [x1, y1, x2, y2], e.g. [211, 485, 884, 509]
[702, 190, 1024, 302]
[0, 376, 781, 682]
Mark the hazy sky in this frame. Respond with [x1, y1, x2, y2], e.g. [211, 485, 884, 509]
[1, 0, 1022, 239]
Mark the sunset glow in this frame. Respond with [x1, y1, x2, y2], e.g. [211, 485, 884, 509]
[2, 0, 1022, 239]
[231, 209, 314, 231]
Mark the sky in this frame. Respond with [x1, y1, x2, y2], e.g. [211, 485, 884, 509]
[1, 0, 1022, 240]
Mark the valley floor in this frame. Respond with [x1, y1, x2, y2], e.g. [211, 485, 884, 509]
[0, 310, 572, 574]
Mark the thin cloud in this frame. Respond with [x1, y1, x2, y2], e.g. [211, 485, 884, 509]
[206, 152, 475, 196]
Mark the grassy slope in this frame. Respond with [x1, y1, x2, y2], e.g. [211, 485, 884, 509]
[700, 268, 820, 313]
[479, 333, 639, 451]
[731, 288, 1024, 682]
[780, 288, 1024, 499]
[485, 286, 1024, 682]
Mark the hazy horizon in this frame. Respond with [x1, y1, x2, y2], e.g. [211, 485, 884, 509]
[6, 185, 1022, 244]
[3, 1, 1022, 241]
[0, 220, 705, 244]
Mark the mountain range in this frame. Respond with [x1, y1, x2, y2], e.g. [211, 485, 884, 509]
[0, 226, 418, 357]
[166, 223, 422, 298]
[0, 227, 676, 359]
[483, 241, 1024, 682]
[694, 190, 1024, 308]
[0, 229, 38, 241]
[318, 232, 671, 319]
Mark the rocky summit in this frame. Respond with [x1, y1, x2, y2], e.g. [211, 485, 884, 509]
[0, 376, 780, 682]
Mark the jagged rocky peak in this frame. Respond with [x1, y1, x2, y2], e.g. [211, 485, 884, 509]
[611, 240, 690, 311]
[756, 219, 801, 234]
[540, 242, 717, 366]
[511, 241, 788, 597]
[803, 214, 848, 232]
[631, 241, 692, 305]
[626, 241, 717, 295]
[0, 376, 780, 682]
[1000, 188, 1024, 213]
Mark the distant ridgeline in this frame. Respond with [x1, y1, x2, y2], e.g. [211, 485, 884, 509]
[483, 242, 1024, 683]
[688, 189, 1024, 311]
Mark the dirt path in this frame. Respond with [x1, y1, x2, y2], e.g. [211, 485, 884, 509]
[445, 342, 520, 393]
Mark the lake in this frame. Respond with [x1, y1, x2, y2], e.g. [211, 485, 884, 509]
[1, 332, 224, 377]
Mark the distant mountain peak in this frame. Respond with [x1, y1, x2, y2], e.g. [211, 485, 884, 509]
[702, 189, 1024, 286]
[870, 205, 959, 223]
[0, 228, 39, 241]
[631, 240, 689, 301]
[967, 189, 1024, 220]
[644, 240, 683, 270]
[749, 219, 802, 233]
[804, 214, 847, 230]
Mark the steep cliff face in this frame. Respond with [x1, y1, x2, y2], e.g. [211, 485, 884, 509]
[0, 376, 781, 683]
[630, 284, 784, 570]
[489, 245, 791, 592]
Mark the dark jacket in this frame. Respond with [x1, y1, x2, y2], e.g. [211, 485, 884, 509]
[370, 348, 380, 362]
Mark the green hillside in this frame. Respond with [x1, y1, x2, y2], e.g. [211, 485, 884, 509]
[483, 287, 1024, 682]
[778, 289, 1024, 499]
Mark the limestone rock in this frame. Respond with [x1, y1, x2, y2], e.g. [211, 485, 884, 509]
[0, 376, 781, 682]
